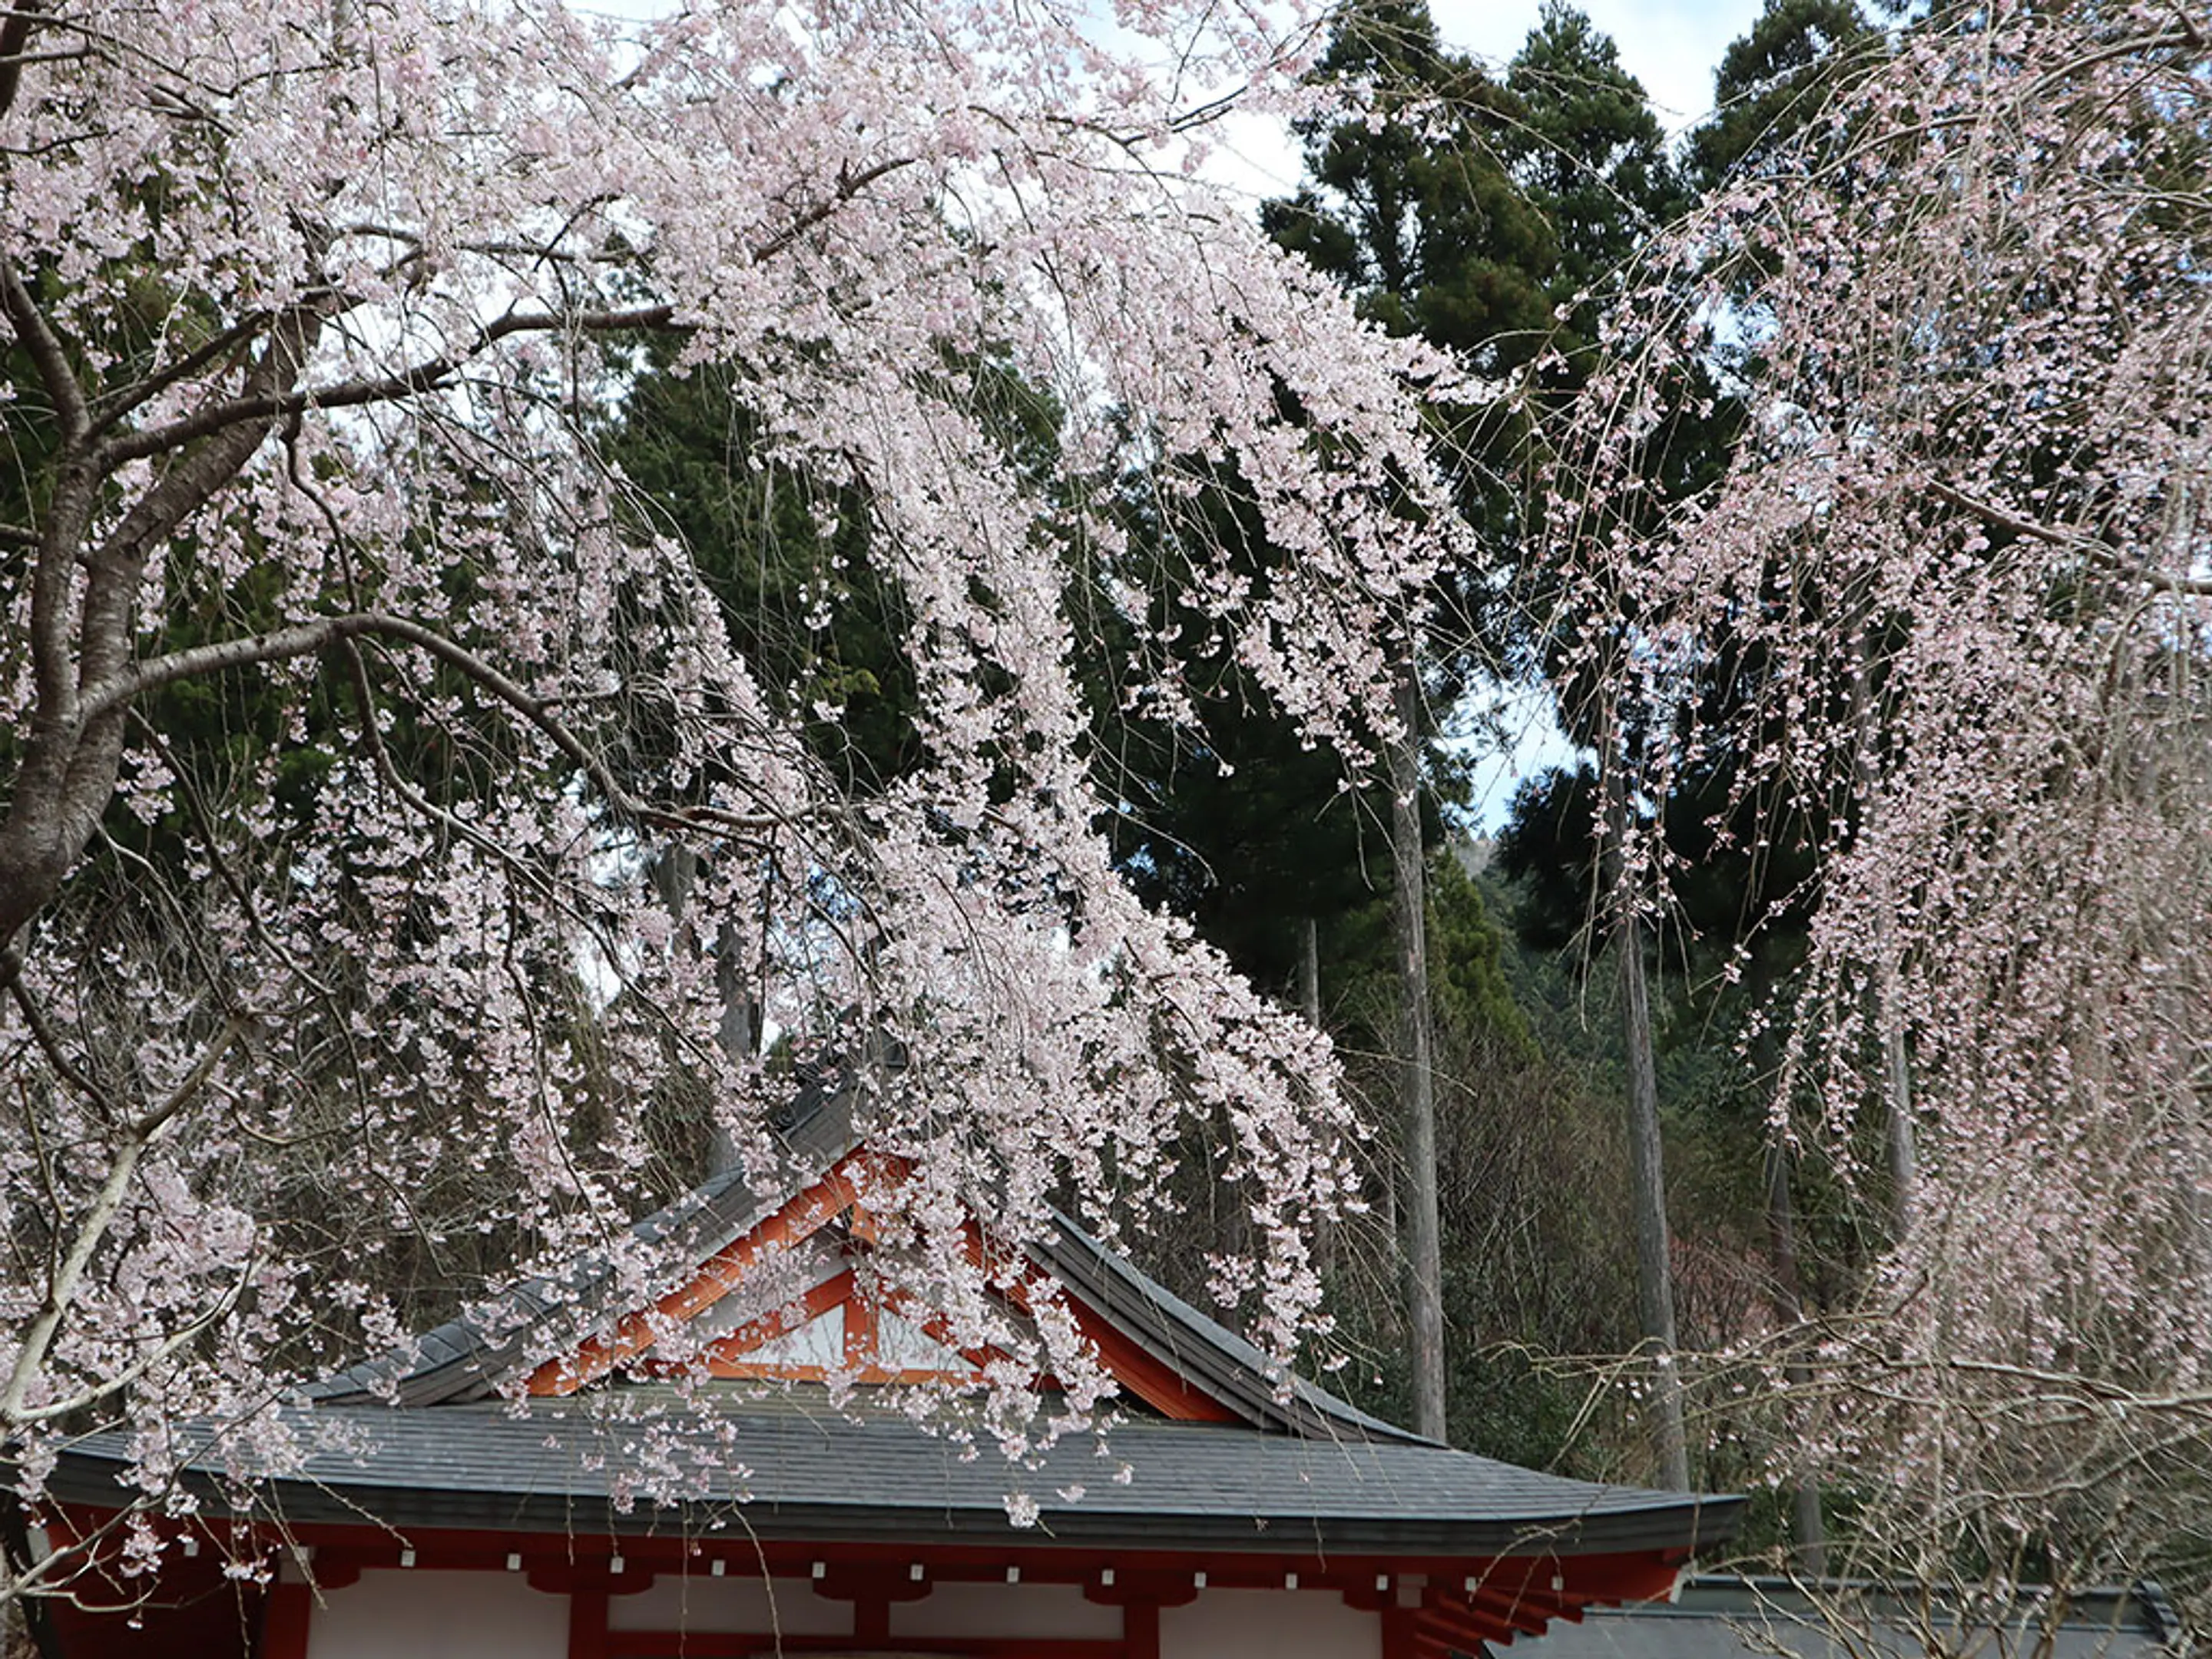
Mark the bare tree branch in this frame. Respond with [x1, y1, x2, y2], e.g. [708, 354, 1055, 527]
[1927, 480, 2212, 599]
[0, 254, 88, 441]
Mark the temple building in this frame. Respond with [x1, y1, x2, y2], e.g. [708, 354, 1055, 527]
[43, 1091, 1737, 1659]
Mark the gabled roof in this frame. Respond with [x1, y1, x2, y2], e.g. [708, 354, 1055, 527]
[307, 1070, 1416, 1445]
[305, 1155, 785, 1409]
[307, 1061, 864, 1410]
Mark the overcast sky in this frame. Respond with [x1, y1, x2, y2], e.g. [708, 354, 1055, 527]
[1437, 0, 1767, 134]
[1206, 0, 1770, 207]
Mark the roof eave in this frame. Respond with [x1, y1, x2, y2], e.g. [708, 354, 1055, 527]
[42, 1455, 1743, 1561]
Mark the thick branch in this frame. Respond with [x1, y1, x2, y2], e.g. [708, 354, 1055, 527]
[12, 1266, 252, 1426]
[0, 1022, 241, 1426]
[1929, 480, 2212, 600]
[0, 291, 335, 950]
[54, 291, 339, 841]
[81, 305, 278, 437]
[102, 301, 679, 465]
[3, 967, 114, 1121]
[0, 0, 51, 124]
[99, 155, 914, 466]
[77, 611, 784, 839]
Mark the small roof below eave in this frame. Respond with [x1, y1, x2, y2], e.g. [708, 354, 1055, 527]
[50, 1396, 1741, 1560]
[1512, 1575, 2178, 1659]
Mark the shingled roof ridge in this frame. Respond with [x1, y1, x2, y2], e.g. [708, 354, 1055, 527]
[1035, 1207, 1432, 1448]
[307, 1066, 860, 1407]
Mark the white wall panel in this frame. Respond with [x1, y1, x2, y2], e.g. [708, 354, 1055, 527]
[1162, 1588, 1381, 1659]
[606, 1572, 853, 1634]
[891, 1581, 1121, 1639]
[305, 1570, 567, 1659]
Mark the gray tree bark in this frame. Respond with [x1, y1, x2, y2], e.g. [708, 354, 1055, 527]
[1851, 628, 1916, 1239]
[1764, 1140, 1827, 1571]
[651, 846, 757, 1177]
[1603, 719, 1688, 1490]
[1389, 658, 1447, 1443]
[1300, 916, 1336, 1285]
[1299, 915, 1321, 1031]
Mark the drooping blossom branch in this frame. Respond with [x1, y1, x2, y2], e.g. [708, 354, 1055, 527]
[1537, 0, 2212, 1625]
[0, 0, 1469, 1604]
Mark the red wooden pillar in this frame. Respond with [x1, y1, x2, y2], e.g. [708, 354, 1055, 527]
[1379, 1604, 1419, 1659]
[1123, 1600, 1161, 1659]
[261, 1581, 313, 1659]
[853, 1597, 891, 1644]
[568, 1585, 609, 1659]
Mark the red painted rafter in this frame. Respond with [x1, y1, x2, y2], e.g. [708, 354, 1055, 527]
[527, 1152, 881, 1396]
[529, 1151, 1243, 1422]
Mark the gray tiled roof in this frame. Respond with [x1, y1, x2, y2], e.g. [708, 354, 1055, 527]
[51, 1393, 1737, 1557]
[74, 1051, 1740, 1562]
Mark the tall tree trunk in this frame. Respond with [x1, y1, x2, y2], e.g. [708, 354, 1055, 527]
[1301, 916, 1336, 1284]
[1765, 1140, 1827, 1571]
[653, 846, 756, 1177]
[1879, 940, 1916, 1236]
[1851, 627, 1916, 1238]
[710, 915, 757, 1177]
[1300, 916, 1321, 1031]
[1390, 657, 1447, 1443]
[1603, 719, 1687, 1489]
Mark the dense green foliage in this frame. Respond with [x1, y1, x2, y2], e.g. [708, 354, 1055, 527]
[1685, 0, 1879, 190]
